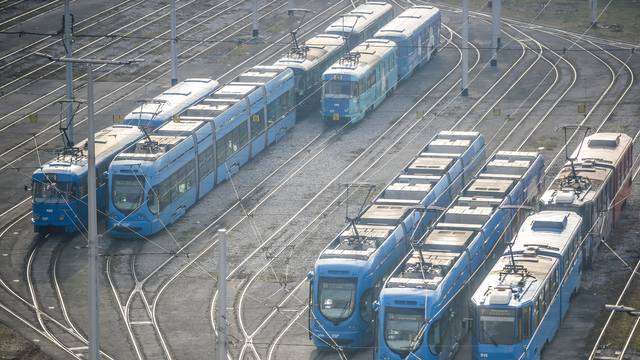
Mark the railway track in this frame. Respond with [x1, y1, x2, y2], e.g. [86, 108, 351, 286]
[0, 1, 351, 357]
[0, 0, 270, 165]
[0, 0, 146, 69]
[0, 0, 66, 31]
[0, 0, 287, 214]
[0, 2, 633, 358]
[265, 10, 638, 360]
[101, 2, 370, 359]
[589, 158, 640, 360]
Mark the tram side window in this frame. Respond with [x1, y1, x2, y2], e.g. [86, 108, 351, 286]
[367, 72, 376, 88]
[216, 121, 249, 164]
[77, 175, 88, 198]
[428, 320, 442, 355]
[266, 89, 294, 126]
[360, 288, 374, 322]
[198, 146, 215, 180]
[522, 305, 531, 339]
[250, 110, 265, 138]
[97, 161, 109, 186]
[155, 160, 197, 212]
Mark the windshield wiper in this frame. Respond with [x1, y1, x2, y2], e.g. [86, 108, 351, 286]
[480, 326, 499, 347]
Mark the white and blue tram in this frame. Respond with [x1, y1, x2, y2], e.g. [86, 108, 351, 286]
[374, 5, 441, 81]
[274, 34, 346, 111]
[321, 5, 443, 125]
[307, 131, 486, 349]
[107, 65, 295, 237]
[540, 132, 633, 266]
[375, 151, 545, 360]
[32, 125, 144, 233]
[470, 211, 583, 360]
[324, 1, 394, 49]
[321, 39, 398, 124]
[123, 78, 219, 129]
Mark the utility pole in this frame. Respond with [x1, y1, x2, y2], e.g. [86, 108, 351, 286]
[490, 0, 501, 66]
[591, 0, 598, 27]
[170, 0, 178, 85]
[252, 0, 259, 38]
[36, 53, 143, 360]
[461, 0, 469, 96]
[63, 0, 74, 145]
[217, 229, 228, 360]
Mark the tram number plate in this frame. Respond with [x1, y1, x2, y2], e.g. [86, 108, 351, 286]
[333, 113, 340, 121]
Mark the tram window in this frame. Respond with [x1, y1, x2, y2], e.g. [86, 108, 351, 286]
[523, 305, 531, 339]
[479, 308, 516, 345]
[216, 121, 249, 164]
[78, 176, 88, 198]
[198, 146, 214, 180]
[367, 72, 376, 87]
[267, 89, 295, 125]
[250, 110, 265, 138]
[428, 319, 442, 355]
[360, 288, 374, 322]
[148, 187, 159, 215]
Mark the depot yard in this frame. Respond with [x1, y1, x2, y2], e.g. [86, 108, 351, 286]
[0, 1, 638, 360]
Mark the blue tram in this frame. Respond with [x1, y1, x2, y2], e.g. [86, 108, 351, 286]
[107, 65, 295, 237]
[322, 39, 398, 124]
[374, 5, 441, 81]
[123, 78, 219, 129]
[324, 2, 394, 49]
[540, 133, 633, 266]
[375, 151, 544, 360]
[32, 125, 144, 233]
[307, 131, 486, 349]
[470, 211, 583, 360]
[274, 34, 346, 111]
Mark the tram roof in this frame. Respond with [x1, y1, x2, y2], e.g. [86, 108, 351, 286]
[472, 254, 557, 307]
[324, 2, 393, 35]
[274, 34, 345, 70]
[39, 125, 143, 173]
[324, 39, 396, 77]
[375, 5, 439, 39]
[510, 211, 582, 257]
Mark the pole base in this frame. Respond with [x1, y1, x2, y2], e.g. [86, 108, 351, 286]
[252, 29, 259, 38]
[497, 37, 501, 49]
[461, 88, 469, 97]
[490, 59, 497, 67]
[171, 78, 178, 86]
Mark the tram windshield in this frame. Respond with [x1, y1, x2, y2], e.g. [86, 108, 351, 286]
[324, 80, 359, 97]
[112, 175, 146, 214]
[318, 277, 357, 323]
[384, 307, 424, 354]
[479, 308, 516, 345]
[32, 176, 73, 202]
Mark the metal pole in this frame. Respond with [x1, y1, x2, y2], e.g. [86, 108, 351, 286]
[490, 0, 500, 66]
[217, 229, 228, 360]
[170, 0, 178, 86]
[63, 0, 74, 145]
[591, 0, 598, 27]
[86, 64, 100, 360]
[461, 0, 469, 96]
[252, 0, 259, 38]
[287, 0, 294, 32]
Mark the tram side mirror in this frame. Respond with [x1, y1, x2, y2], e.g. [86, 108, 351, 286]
[103, 171, 109, 178]
[306, 271, 314, 282]
[372, 301, 380, 312]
